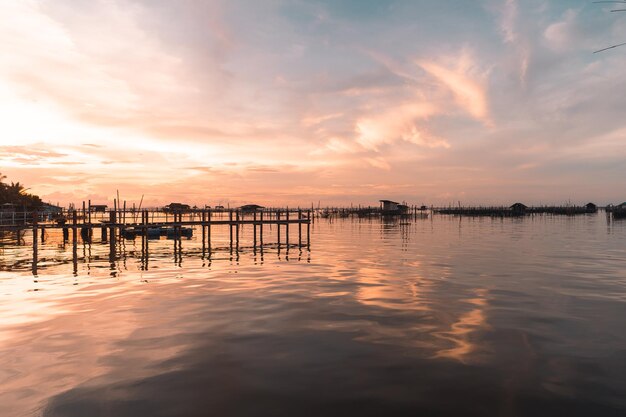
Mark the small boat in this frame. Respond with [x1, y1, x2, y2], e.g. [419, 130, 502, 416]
[147, 227, 162, 239]
[122, 228, 137, 239]
[166, 227, 193, 239]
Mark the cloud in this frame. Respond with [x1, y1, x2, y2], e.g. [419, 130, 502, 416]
[0, 0, 625, 205]
[544, 10, 580, 52]
[419, 53, 492, 126]
[364, 157, 391, 170]
[355, 103, 448, 151]
[500, 0, 518, 44]
[0, 146, 67, 161]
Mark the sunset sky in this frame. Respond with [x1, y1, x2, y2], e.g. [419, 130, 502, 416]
[1, 0, 625, 207]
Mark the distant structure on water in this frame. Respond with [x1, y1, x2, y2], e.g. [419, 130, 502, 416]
[585, 203, 598, 213]
[163, 202, 192, 213]
[379, 200, 409, 215]
[240, 204, 264, 213]
[510, 203, 528, 216]
[607, 202, 626, 219]
[436, 202, 611, 217]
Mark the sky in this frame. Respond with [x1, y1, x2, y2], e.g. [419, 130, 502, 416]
[0, 0, 625, 207]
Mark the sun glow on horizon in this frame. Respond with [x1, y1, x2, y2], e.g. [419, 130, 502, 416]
[1, 0, 625, 206]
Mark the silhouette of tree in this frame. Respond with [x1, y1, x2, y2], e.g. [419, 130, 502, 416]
[0, 176, 42, 208]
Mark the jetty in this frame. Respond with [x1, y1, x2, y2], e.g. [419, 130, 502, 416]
[0, 201, 312, 274]
[0, 204, 311, 246]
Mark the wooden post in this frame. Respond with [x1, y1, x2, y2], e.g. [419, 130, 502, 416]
[72, 209, 78, 245]
[201, 210, 206, 253]
[229, 210, 233, 248]
[307, 210, 311, 246]
[277, 210, 281, 246]
[32, 212, 38, 275]
[72, 230, 78, 276]
[236, 210, 240, 250]
[109, 209, 116, 247]
[253, 211, 257, 247]
[88, 199, 92, 225]
[207, 209, 212, 249]
[298, 209, 302, 246]
[259, 210, 264, 246]
[286, 209, 290, 247]
[143, 210, 148, 260]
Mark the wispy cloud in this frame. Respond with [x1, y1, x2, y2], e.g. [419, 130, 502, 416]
[0, 0, 625, 205]
[355, 102, 448, 150]
[419, 52, 492, 126]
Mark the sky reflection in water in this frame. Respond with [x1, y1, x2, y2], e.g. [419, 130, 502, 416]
[1, 215, 625, 416]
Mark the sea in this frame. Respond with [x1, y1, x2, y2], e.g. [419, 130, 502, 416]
[1, 213, 625, 416]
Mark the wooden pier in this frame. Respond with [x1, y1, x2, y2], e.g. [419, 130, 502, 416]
[0, 205, 312, 274]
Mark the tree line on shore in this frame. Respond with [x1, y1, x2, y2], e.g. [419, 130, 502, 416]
[0, 173, 42, 208]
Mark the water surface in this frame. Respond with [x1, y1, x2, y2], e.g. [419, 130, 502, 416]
[1, 214, 625, 416]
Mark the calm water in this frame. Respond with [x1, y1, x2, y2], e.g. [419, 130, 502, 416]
[1, 214, 626, 416]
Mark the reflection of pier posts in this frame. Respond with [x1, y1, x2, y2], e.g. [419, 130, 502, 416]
[141, 233, 146, 270]
[175, 239, 182, 266]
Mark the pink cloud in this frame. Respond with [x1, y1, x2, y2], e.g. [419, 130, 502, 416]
[355, 103, 448, 151]
[419, 53, 492, 126]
